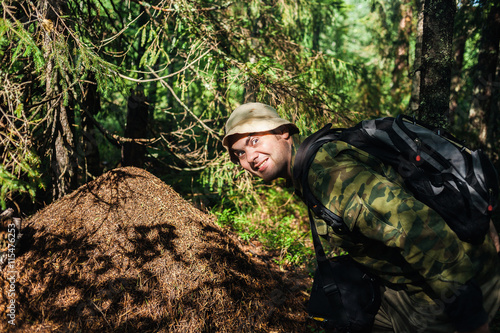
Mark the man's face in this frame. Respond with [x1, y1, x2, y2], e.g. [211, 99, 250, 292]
[229, 130, 292, 181]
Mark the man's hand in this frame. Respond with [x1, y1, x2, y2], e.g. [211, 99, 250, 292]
[457, 323, 490, 333]
[489, 220, 500, 253]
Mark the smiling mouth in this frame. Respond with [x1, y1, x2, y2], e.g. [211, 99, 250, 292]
[255, 158, 268, 171]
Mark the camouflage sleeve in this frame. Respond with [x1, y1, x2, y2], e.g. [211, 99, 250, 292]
[308, 144, 476, 298]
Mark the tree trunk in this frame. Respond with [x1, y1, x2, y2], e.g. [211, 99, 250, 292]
[469, 1, 500, 160]
[410, 0, 425, 115]
[243, 7, 264, 103]
[40, 0, 78, 199]
[51, 105, 77, 199]
[121, 89, 149, 167]
[47, 79, 77, 199]
[121, 6, 151, 168]
[81, 75, 102, 180]
[391, 0, 412, 111]
[417, 0, 456, 128]
[311, 6, 322, 52]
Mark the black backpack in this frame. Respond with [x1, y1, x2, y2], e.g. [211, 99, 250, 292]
[294, 114, 499, 245]
[294, 115, 499, 332]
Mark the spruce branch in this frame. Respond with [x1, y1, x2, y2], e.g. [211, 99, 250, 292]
[131, 0, 233, 13]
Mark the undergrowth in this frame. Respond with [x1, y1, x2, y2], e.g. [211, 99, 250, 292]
[212, 182, 315, 268]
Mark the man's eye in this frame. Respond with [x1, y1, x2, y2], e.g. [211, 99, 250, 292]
[251, 138, 258, 145]
[235, 151, 244, 158]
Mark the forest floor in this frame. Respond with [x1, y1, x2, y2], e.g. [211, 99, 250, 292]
[1, 166, 499, 332]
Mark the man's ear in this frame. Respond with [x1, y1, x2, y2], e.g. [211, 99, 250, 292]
[282, 129, 291, 139]
[275, 125, 291, 139]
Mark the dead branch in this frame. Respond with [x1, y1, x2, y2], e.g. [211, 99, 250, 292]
[80, 108, 160, 147]
[118, 46, 212, 83]
[145, 65, 220, 140]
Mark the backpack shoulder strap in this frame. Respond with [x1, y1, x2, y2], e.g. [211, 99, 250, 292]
[293, 124, 335, 181]
[293, 124, 349, 235]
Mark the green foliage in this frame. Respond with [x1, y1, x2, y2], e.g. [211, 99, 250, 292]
[262, 214, 313, 266]
[0, 18, 45, 73]
[0, 14, 46, 209]
[0, 150, 43, 210]
[208, 166, 314, 267]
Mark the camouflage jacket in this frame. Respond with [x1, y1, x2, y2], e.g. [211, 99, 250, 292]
[290, 133, 499, 303]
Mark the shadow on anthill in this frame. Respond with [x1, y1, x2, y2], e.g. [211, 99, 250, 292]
[0, 167, 311, 333]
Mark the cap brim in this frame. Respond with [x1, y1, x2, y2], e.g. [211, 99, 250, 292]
[222, 118, 296, 148]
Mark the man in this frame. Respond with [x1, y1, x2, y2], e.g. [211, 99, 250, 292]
[222, 102, 500, 333]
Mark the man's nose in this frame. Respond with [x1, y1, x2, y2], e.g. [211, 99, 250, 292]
[246, 148, 258, 164]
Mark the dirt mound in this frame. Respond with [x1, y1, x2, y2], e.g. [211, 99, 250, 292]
[0, 167, 312, 332]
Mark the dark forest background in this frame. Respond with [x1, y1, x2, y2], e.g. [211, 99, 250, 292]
[1, 0, 499, 267]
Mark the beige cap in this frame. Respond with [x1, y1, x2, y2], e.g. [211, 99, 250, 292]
[222, 103, 297, 149]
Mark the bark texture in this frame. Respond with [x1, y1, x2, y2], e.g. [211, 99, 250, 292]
[418, 0, 456, 128]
